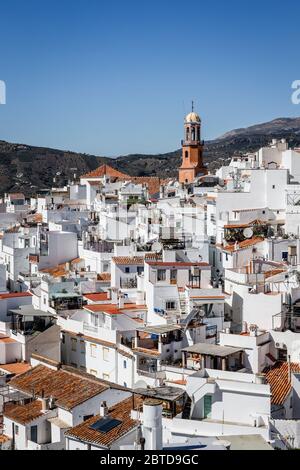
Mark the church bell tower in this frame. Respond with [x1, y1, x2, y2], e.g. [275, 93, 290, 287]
[179, 103, 207, 184]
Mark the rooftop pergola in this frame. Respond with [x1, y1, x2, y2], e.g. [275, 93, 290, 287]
[181, 343, 244, 371]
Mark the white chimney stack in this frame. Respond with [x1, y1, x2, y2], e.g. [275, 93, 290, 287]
[99, 401, 108, 417]
[142, 399, 163, 451]
[118, 294, 125, 309]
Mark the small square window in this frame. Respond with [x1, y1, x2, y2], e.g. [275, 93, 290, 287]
[125, 267, 130, 273]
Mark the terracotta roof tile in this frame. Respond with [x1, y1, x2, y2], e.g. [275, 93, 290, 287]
[264, 361, 300, 405]
[9, 365, 109, 410]
[65, 396, 142, 448]
[0, 292, 32, 299]
[84, 303, 147, 315]
[112, 256, 144, 266]
[4, 400, 43, 425]
[83, 292, 109, 302]
[81, 164, 128, 179]
[81, 164, 166, 196]
[146, 261, 209, 267]
[0, 363, 31, 376]
[222, 237, 265, 253]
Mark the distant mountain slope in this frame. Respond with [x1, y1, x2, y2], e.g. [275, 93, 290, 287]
[1, 117, 300, 194]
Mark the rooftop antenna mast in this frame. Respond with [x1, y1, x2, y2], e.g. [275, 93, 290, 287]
[191, 100, 194, 112]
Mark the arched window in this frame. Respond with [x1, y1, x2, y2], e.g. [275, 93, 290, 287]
[197, 127, 200, 141]
[191, 128, 195, 141]
[185, 151, 188, 158]
[186, 127, 190, 141]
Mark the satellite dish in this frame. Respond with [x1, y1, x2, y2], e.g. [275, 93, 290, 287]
[152, 241, 163, 253]
[243, 227, 253, 239]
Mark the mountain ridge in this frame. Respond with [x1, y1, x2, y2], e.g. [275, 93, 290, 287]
[1, 116, 300, 195]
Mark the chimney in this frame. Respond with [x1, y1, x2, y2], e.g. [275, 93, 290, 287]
[99, 401, 108, 417]
[111, 288, 118, 304]
[142, 399, 163, 451]
[41, 398, 48, 412]
[118, 294, 125, 309]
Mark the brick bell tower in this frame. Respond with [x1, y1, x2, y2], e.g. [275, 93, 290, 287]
[179, 103, 207, 184]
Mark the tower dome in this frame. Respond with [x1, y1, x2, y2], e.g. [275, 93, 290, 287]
[185, 111, 201, 123]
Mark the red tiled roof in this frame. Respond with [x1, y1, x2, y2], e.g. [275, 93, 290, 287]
[0, 292, 32, 300]
[221, 237, 265, 253]
[65, 396, 142, 448]
[264, 361, 300, 405]
[81, 164, 167, 196]
[4, 400, 43, 425]
[112, 256, 144, 266]
[84, 303, 147, 315]
[81, 164, 128, 179]
[83, 292, 109, 302]
[146, 261, 210, 267]
[9, 365, 109, 410]
[0, 363, 31, 376]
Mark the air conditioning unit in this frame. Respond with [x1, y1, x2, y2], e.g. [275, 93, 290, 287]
[275, 342, 287, 349]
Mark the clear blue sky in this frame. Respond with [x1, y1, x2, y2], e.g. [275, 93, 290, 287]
[0, 0, 299, 156]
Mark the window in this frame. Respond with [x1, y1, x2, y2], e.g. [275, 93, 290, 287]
[15, 425, 19, 435]
[80, 341, 85, 353]
[123, 360, 127, 369]
[157, 269, 166, 282]
[30, 425, 38, 443]
[124, 382, 127, 387]
[137, 266, 144, 276]
[203, 395, 212, 419]
[282, 251, 288, 261]
[225, 253, 228, 261]
[103, 373, 110, 380]
[103, 263, 109, 272]
[185, 150, 188, 158]
[90, 369, 97, 376]
[272, 185, 275, 189]
[83, 414, 94, 421]
[125, 267, 130, 273]
[90, 343, 97, 358]
[71, 338, 77, 352]
[170, 270, 177, 283]
[103, 347, 109, 361]
[90, 313, 98, 327]
[61, 334, 65, 344]
[166, 300, 176, 310]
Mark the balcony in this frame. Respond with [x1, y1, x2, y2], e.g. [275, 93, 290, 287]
[120, 277, 137, 289]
